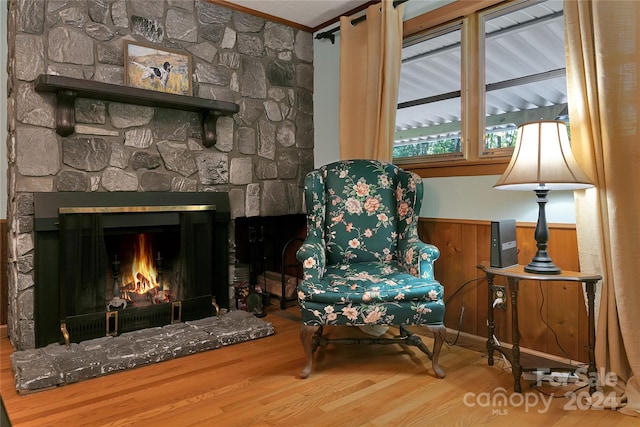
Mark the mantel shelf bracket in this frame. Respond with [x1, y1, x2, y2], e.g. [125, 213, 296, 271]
[34, 74, 239, 148]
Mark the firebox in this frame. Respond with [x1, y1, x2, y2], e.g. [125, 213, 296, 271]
[33, 192, 230, 348]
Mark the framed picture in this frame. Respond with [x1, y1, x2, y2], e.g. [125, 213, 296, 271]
[124, 41, 192, 96]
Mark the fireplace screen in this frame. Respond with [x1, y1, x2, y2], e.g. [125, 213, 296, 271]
[59, 212, 108, 316]
[33, 192, 231, 348]
[50, 205, 218, 344]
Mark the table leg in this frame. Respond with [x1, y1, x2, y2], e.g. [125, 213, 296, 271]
[586, 280, 597, 394]
[509, 278, 522, 393]
[486, 274, 496, 366]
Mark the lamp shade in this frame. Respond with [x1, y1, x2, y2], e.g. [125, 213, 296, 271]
[494, 121, 594, 191]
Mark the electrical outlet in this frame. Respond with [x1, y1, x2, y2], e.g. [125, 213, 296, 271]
[492, 285, 506, 310]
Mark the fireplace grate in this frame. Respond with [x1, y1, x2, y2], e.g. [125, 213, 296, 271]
[60, 296, 215, 345]
[62, 313, 107, 344]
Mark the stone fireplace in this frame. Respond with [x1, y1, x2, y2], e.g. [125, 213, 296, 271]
[6, 0, 314, 350]
[32, 191, 230, 348]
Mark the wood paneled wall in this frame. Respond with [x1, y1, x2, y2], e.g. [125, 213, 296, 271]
[0, 217, 589, 363]
[1, 220, 6, 326]
[419, 218, 590, 363]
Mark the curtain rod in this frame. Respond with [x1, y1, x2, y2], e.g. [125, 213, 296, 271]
[315, 0, 409, 44]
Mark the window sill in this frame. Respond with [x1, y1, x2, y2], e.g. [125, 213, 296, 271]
[395, 158, 510, 178]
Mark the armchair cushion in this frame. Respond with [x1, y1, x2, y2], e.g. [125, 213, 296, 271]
[323, 161, 399, 265]
[298, 260, 445, 326]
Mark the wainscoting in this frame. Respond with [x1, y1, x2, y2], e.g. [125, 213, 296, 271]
[419, 218, 589, 363]
[1, 217, 589, 363]
[1, 220, 6, 326]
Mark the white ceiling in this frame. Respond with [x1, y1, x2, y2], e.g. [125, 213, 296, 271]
[224, 0, 370, 30]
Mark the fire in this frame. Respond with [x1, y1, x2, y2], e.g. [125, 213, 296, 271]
[120, 233, 169, 304]
[130, 234, 159, 293]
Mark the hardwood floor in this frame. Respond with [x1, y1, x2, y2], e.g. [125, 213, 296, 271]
[0, 305, 631, 426]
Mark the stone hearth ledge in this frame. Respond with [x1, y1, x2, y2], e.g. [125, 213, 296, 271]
[10, 310, 275, 394]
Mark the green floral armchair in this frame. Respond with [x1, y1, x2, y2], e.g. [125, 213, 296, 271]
[296, 159, 446, 379]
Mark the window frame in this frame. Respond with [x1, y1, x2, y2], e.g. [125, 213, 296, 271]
[395, 0, 532, 178]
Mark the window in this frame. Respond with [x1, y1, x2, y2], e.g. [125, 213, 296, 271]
[394, 24, 462, 160]
[394, 0, 567, 177]
[481, 0, 567, 153]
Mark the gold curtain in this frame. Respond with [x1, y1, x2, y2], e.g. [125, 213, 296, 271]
[339, 0, 404, 162]
[565, 0, 640, 417]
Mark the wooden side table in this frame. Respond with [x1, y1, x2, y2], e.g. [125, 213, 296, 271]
[477, 261, 601, 393]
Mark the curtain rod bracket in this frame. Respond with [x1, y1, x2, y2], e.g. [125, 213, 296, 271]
[315, 32, 336, 44]
[314, 0, 408, 45]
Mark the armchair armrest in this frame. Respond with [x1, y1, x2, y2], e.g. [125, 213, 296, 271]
[296, 236, 327, 282]
[399, 239, 440, 280]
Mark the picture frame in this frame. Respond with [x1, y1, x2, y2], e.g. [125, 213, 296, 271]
[124, 41, 192, 96]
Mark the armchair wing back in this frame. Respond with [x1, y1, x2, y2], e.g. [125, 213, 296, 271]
[296, 160, 447, 379]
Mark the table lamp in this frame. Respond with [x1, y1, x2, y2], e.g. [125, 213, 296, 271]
[494, 120, 594, 274]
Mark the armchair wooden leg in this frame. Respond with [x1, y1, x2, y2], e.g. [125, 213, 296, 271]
[427, 324, 447, 379]
[299, 325, 322, 379]
[400, 324, 447, 379]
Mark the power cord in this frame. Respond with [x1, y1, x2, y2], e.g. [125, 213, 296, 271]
[519, 282, 590, 399]
[446, 306, 465, 346]
[537, 281, 574, 364]
[530, 381, 589, 398]
[444, 276, 484, 346]
[444, 276, 485, 305]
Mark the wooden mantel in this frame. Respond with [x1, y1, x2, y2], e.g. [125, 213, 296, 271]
[34, 74, 240, 148]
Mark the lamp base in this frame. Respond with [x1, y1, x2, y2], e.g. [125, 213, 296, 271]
[524, 187, 562, 275]
[524, 259, 561, 275]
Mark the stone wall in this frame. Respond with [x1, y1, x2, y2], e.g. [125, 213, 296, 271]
[6, 0, 314, 350]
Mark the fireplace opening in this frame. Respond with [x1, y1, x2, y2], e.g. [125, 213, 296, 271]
[105, 231, 181, 311]
[33, 192, 230, 348]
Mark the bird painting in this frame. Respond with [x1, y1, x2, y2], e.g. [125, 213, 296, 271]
[132, 61, 172, 89]
[126, 41, 191, 95]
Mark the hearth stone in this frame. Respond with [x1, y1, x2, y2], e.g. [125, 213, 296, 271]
[10, 310, 274, 394]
